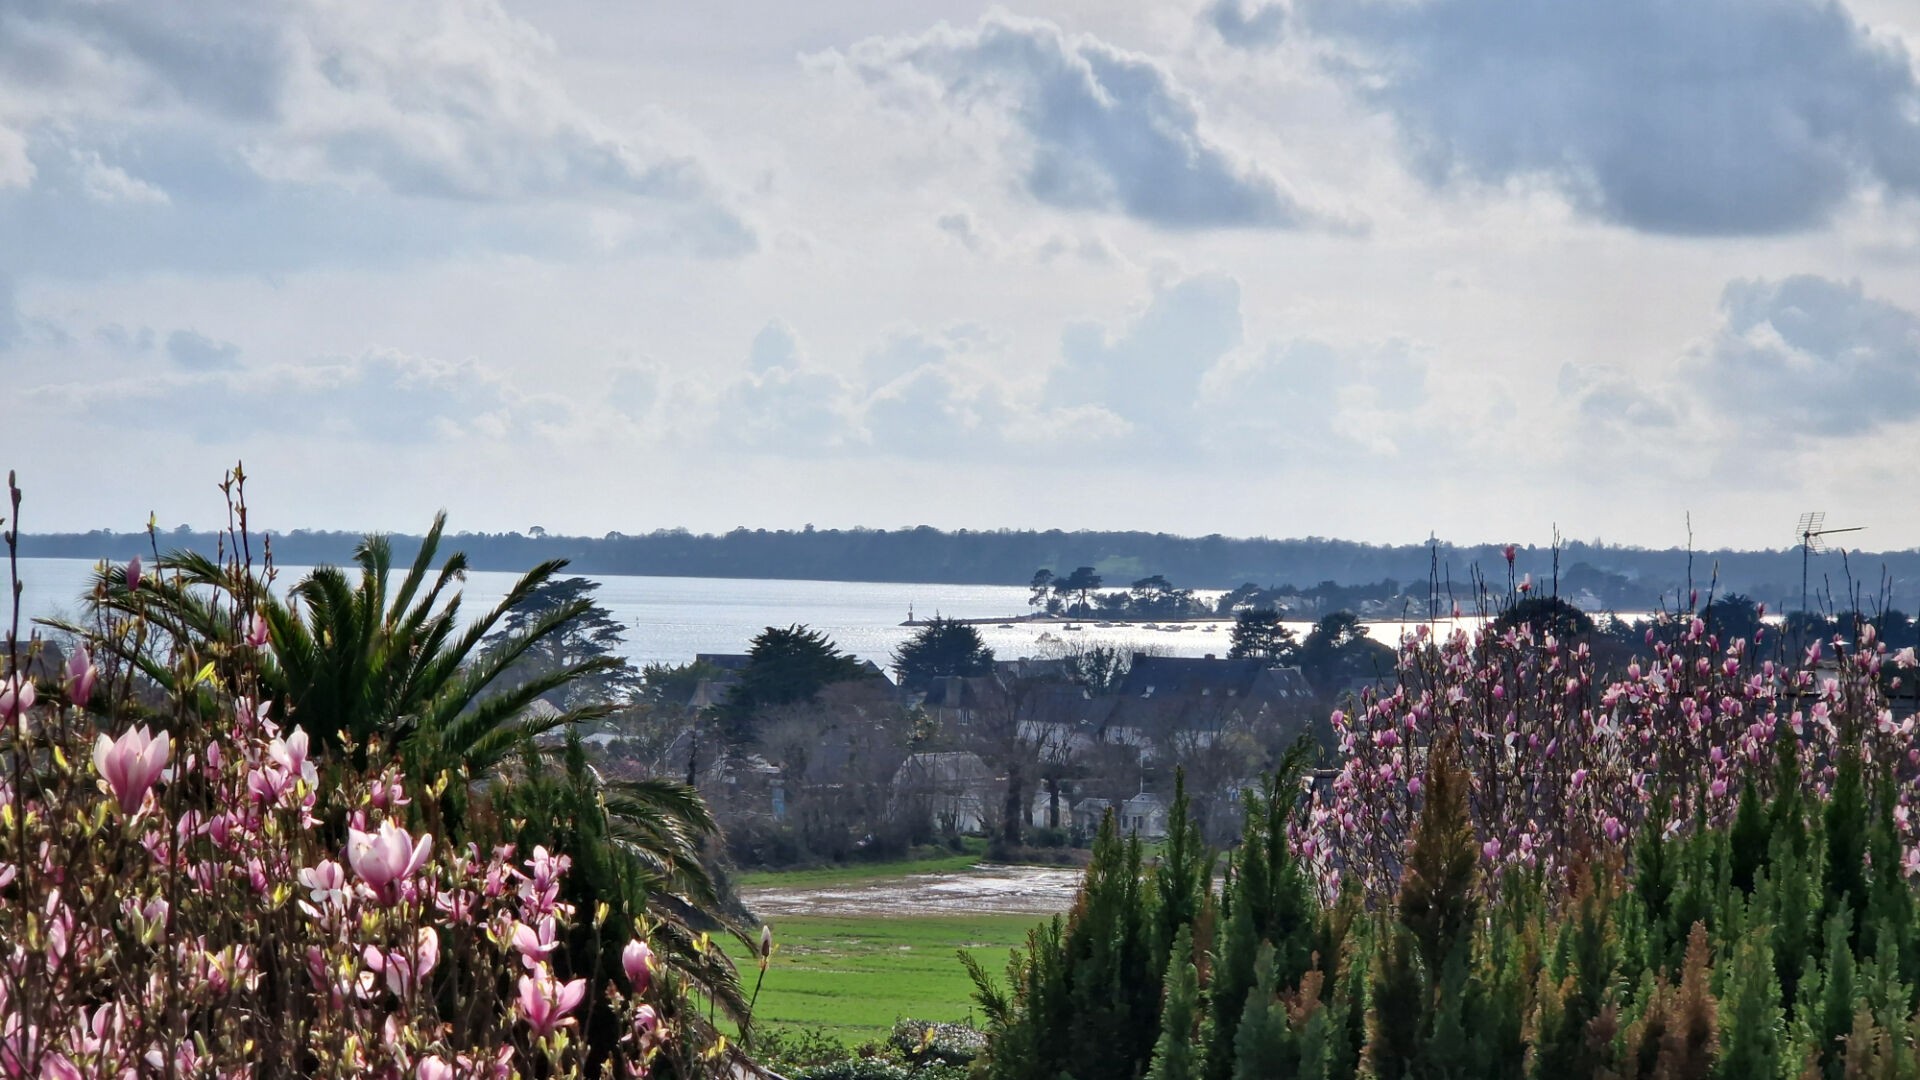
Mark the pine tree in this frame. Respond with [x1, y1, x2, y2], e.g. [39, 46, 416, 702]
[1148, 927, 1201, 1080]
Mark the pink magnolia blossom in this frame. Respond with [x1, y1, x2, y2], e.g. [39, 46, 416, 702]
[125, 555, 142, 590]
[510, 917, 561, 970]
[0, 674, 33, 721]
[345, 821, 432, 893]
[92, 725, 171, 815]
[623, 940, 655, 993]
[267, 727, 317, 786]
[516, 969, 587, 1037]
[364, 928, 440, 997]
[66, 646, 97, 708]
[632, 1004, 660, 1045]
[243, 612, 270, 650]
[299, 860, 349, 908]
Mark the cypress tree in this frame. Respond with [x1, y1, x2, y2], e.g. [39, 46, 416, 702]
[1260, 754, 1319, 988]
[1863, 777, 1916, 988]
[1398, 737, 1479, 982]
[1330, 924, 1370, 1080]
[1064, 817, 1155, 1080]
[1717, 929, 1783, 1080]
[1823, 755, 1870, 952]
[1206, 863, 1262, 1080]
[1368, 925, 1425, 1080]
[1232, 946, 1294, 1080]
[1814, 911, 1856, 1080]
[1147, 926, 1200, 1080]
[1729, 775, 1771, 896]
[1154, 770, 1210, 982]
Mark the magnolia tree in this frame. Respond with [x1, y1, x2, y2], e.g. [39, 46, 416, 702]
[1304, 611, 1920, 902]
[0, 488, 675, 1077]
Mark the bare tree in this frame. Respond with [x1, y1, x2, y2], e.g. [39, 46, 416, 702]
[962, 673, 1078, 847]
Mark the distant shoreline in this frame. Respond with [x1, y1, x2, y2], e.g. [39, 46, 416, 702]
[10, 525, 1881, 611]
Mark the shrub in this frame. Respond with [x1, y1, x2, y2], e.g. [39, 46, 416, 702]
[967, 633, 1920, 1080]
[0, 471, 713, 1077]
[1305, 618, 1920, 903]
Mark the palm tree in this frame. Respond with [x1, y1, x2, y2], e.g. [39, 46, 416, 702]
[67, 513, 622, 783]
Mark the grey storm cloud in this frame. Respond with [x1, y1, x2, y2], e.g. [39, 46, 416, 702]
[1697, 275, 1920, 436]
[836, 14, 1317, 229]
[1048, 272, 1243, 429]
[166, 329, 241, 371]
[1290, 0, 1920, 235]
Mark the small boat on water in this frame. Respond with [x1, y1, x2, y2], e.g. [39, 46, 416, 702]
[1142, 623, 1161, 630]
[1064, 623, 1084, 631]
[1202, 625, 1219, 633]
[1095, 621, 1114, 628]
[997, 623, 1014, 629]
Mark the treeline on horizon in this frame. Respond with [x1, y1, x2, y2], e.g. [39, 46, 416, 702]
[19, 523, 1916, 610]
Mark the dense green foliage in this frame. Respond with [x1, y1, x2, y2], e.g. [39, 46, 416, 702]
[967, 744, 1920, 1080]
[891, 616, 995, 689]
[1228, 608, 1296, 662]
[720, 623, 868, 743]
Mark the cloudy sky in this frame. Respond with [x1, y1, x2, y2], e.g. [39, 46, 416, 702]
[5, 0, 1920, 550]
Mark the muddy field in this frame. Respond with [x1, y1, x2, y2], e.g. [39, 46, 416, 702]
[741, 862, 1083, 918]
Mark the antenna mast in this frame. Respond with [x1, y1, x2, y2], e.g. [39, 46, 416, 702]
[1796, 512, 1865, 613]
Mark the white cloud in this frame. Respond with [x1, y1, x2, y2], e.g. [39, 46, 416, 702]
[75, 150, 168, 205]
[0, 125, 32, 189]
[1048, 272, 1243, 433]
[1199, 337, 1432, 457]
[53, 350, 560, 445]
[1288, 0, 1920, 234]
[714, 322, 864, 452]
[829, 13, 1325, 229]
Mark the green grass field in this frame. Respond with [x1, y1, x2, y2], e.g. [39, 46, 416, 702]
[729, 840, 988, 890]
[724, 912, 1048, 1044]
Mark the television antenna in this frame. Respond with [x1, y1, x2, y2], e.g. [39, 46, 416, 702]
[1796, 512, 1864, 613]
